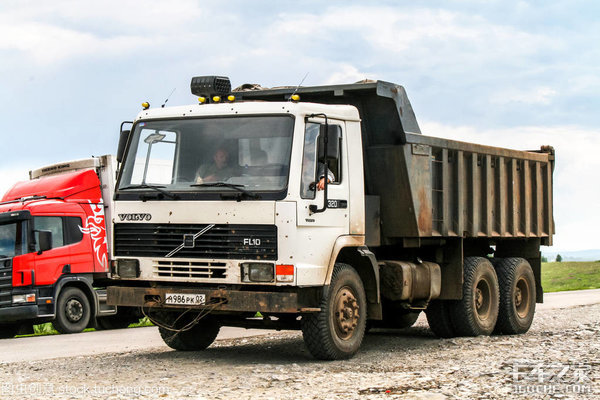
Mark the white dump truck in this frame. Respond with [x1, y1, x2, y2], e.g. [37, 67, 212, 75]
[107, 76, 554, 359]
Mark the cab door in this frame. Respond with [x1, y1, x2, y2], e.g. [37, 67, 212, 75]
[32, 216, 71, 286]
[297, 120, 349, 228]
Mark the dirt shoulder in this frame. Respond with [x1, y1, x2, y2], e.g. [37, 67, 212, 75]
[1, 302, 598, 399]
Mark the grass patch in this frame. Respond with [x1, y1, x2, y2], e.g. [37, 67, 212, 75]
[15, 316, 153, 338]
[129, 316, 154, 328]
[542, 261, 600, 292]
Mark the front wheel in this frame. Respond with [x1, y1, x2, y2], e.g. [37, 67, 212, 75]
[301, 263, 367, 360]
[157, 312, 220, 351]
[52, 287, 91, 334]
[0, 323, 20, 339]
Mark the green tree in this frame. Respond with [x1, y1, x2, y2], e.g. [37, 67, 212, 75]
[556, 254, 563, 262]
[541, 256, 548, 262]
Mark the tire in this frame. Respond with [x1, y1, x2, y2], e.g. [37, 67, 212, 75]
[0, 323, 20, 339]
[158, 313, 220, 351]
[494, 257, 536, 334]
[96, 315, 133, 330]
[52, 287, 91, 334]
[450, 257, 499, 336]
[425, 300, 456, 338]
[376, 300, 420, 329]
[301, 263, 367, 360]
[96, 307, 141, 330]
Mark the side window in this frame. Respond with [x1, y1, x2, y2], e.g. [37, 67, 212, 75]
[300, 123, 320, 199]
[34, 216, 64, 251]
[300, 123, 342, 199]
[64, 217, 84, 245]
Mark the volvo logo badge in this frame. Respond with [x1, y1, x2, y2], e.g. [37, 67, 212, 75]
[118, 213, 152, 221]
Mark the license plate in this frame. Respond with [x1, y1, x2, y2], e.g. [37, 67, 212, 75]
[164, 293, 206, 305]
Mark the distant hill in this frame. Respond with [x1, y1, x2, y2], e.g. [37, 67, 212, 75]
[542, 249, 600, 262]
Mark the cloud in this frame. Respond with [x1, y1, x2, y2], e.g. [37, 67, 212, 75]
[324, 65, 375, 85]
[490, 87, 558, 105]
[0, 0, 203, 65]
[0, 166, 30, 199]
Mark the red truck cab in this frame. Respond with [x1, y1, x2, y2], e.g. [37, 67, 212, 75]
[0, 156, 134, 338]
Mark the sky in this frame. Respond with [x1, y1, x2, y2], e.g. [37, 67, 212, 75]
[0, 0, 598, 252]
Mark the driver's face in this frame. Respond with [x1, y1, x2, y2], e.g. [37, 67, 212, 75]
[214, 149, 228, 169]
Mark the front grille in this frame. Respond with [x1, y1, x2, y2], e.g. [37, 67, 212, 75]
[154, 260, 227, 279]
[114, 224, 277, 260]
[0, 259, 12, 308]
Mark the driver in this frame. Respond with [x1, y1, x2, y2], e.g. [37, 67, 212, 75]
[195, 148, 235, 183]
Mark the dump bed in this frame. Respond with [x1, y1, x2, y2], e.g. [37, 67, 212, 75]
[236, 81, 554, 245]
[368, 134, 554, 245]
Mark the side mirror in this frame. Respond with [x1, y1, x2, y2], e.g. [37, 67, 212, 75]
[37, 230, 52, 253]
[317, 124, 341, 162]
[117, 129, 130, 163]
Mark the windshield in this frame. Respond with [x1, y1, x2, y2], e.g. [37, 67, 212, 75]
[0, 221, 27, 258]
[118, 115, 294, 198]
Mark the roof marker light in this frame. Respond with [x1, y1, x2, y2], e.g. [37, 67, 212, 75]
[212, 96, 221, 103]
[227, 95, 235, 102]
[142, 102, 150, 110]
[198, 96, 206, 104]
[291, 94, 300, 102]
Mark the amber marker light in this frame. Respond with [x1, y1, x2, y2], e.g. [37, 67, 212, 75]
[276, 264, 294, 282]
[142, 102, 150, 110]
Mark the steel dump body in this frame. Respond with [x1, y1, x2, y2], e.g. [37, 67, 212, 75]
[235, 81, 554, 246]
[368, 134, 554, 244]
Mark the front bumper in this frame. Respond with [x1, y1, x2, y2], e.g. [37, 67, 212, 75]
[107, 286, 321, 314]
[0, 305, 38, 322]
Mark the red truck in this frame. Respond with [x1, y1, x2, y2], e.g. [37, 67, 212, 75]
[0, 156, 139, 338]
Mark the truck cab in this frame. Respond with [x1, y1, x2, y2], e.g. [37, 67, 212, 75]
[0, 156, 136, 338]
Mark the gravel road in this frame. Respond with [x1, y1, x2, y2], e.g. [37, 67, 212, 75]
[1, 290, 598, 399]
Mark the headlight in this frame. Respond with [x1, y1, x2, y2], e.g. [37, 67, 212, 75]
[13, 293, 36, 304]
[117, 259, 140, 278]
[241, 263, 274, 283]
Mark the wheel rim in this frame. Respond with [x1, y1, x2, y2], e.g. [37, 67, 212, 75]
[474, 277, 492, 321]
[65, 298, 84, 323]
[514, 277, 531, 318]
[333, 286, 360, 340]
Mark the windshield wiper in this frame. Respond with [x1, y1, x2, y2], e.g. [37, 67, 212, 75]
[119, 184, 179, 199]
[190, 182, 261, 200]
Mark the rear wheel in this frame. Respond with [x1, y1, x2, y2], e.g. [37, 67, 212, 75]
[53, 287, 91, 334]
[157, 312, 220, 351]
[494, 257, 536, 334]
[301, 263, 367, 360]
[450, 257, 499, 336]
[0, 323, 20, 339]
